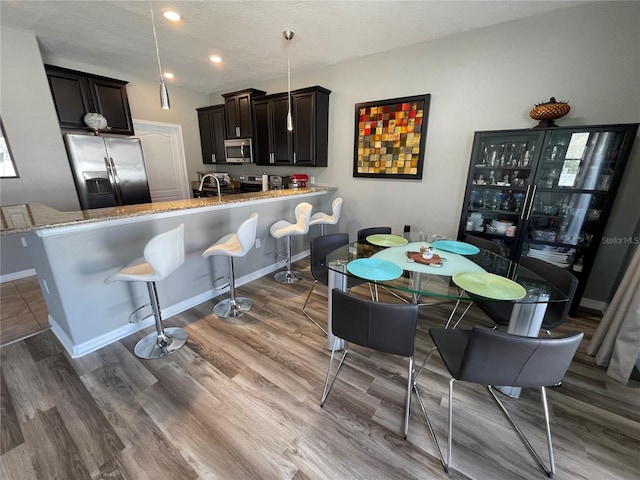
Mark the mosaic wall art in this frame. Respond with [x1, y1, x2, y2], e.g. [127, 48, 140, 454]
[353, 94, 430, 179]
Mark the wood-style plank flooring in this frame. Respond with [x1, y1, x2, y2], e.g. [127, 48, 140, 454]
[0, 277, 49, 347]
[1, 259, 639, 479]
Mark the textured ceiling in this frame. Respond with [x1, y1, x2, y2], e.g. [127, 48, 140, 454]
[0, 1, 586, 94]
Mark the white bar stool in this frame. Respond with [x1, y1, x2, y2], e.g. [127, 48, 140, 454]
[105, 224, 188, 359]
[270, 202, 312, 283]
[202, 213, 259, 317]
[309, 197, 343, 235]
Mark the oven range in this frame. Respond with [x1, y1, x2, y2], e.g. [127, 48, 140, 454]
[237, 174, 263, 193]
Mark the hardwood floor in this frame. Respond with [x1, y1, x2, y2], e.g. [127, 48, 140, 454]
[0, 277, 49, 347]
[1, 259, 638, 479]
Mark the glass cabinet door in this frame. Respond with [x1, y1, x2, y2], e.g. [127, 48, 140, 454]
[534, 128, 627, 191]
[462, 131, 543, 257]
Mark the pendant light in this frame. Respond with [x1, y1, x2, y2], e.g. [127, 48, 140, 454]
[283, 30, 294, 131]
[149, 1, 170, 110]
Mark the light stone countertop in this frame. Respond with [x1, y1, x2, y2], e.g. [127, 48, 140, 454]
[1, 186, 336, 235]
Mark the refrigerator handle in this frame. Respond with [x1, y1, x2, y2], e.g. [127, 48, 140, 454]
[108, 157, 124, 205]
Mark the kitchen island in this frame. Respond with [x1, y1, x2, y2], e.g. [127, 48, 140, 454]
[3, 187, 336, 357]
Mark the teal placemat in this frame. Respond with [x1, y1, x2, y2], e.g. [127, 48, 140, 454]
[347, 258, 403, 281]
[453, 272, 526, 300]
[431, 240, 480, 255]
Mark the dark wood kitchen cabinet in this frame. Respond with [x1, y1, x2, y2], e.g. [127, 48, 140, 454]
[197, 104, 227, 164]
[253, 86, 330, 167]
[253, 94, 291, 165]
[45, 64, 134, 135]
[222, 88, 266, 139]
[291, 86, 330, 167]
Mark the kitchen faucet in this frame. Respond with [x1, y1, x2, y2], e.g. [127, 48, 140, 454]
[198, 173, 222, 202]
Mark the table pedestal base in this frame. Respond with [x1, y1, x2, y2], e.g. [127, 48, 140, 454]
[327, 263, 347, 351]
[496, 290, 550, 398]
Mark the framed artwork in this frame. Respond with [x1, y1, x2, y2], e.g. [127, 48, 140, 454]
[353, 94, 430, 179]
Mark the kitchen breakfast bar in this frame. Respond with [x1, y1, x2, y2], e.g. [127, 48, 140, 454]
[2, 187, 336, 357]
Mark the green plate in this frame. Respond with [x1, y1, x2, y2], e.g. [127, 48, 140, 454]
[366, 234, 409, 247]
[452, 272, 527, 300]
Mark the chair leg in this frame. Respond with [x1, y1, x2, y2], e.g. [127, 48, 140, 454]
[413, 377, 447, 472]
[213, 257, 252, 318]
[404, 356, 414, 439]
[274, 235, 303, 283]
[302, 280, 328, 335]
[487, 385, 556, 478]
[320, 345, 349, 406]
[133, 281, 188, 359]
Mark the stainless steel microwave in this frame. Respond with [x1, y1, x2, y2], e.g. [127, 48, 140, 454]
[223, 138, 253, 163]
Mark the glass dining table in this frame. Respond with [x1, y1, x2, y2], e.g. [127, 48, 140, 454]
[324, 232, 568, 397]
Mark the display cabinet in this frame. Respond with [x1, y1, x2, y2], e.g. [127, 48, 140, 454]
[457, 124, 638, 313]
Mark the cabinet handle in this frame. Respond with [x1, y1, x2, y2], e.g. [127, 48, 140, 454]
[520, 185, 532, 221]
[293, 153, 297, 164]
[524, 185, 537, 221]
[270, 152, 274, 164]
[212, 154, 216, 163]
[236, 126, 240, 137]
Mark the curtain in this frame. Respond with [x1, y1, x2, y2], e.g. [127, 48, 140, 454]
[587, 245, 640, 384]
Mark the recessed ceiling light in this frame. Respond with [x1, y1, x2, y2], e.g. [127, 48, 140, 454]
[163, 72, 174, 79]
[209, 55, 222, 63]
[163, 10, 181, 22]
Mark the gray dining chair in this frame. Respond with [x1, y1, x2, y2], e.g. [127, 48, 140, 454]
[357, 226, 391, 243]
[321, 289, 419, 439]
[420, 326, 583, 477]
[473, 256, 578, 333]
[303, 233, 365, 334]
[464, 234, 503, 255]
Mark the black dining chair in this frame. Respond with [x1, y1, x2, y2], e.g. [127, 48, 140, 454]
[303, 233, 366, 334]
[421, 326, 583, 477]
[357, 226, 392, 243]
[321, 289, 420, 439]
[473, 256, 578, 333]
[464, 234, 503, 255]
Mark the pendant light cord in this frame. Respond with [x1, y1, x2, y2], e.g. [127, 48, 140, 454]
[149, 1, 164, 81]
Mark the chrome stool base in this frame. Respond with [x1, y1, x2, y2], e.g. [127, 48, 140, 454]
[274, 270, 304, 283]
[134, 327, 189, 359]
[214, 297, 252, 318]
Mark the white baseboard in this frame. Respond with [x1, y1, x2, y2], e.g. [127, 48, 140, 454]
[52, 252, 310, 358]
[579, 297, 607, 313]
[1, 269, 36, 283]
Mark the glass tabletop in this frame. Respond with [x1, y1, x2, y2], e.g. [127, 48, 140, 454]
[325, 232, 568, 304]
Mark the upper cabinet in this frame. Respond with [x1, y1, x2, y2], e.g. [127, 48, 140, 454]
[222, 88, 266, 139]
[197, 105, 227, 164]
[254, 86, 330, 167]
[292, 86, 330, 167]
[45, 64, 134, 135]
[253, 94, 292, 165]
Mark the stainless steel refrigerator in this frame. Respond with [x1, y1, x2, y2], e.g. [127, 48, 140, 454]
[65, 133, 152, 209]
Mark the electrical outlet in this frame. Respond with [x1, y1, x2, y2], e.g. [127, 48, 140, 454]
[310, 176, 316, 185]
[255, 238, 261, 248]
[21, 237, 27, 247]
